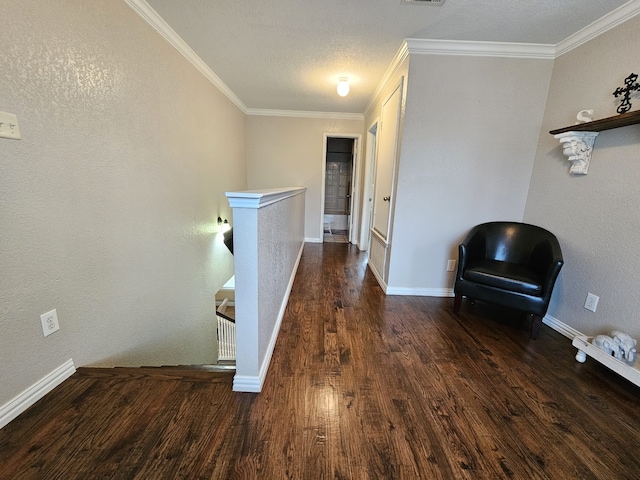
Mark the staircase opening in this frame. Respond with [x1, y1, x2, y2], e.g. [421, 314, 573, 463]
[214, 227, 236, 365]
[216, 309, 236, 363]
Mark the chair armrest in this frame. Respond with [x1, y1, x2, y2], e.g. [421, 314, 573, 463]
[456, 225, 487, 279]
[528, 237, 564, 296]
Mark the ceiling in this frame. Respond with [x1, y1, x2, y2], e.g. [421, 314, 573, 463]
[141, 0, 631, 114]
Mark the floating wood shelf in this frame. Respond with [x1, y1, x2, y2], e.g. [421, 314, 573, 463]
[550, 109, 640, 135]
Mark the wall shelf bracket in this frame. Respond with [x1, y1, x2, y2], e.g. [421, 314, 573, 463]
[554, 131, 599, 175]
[550, 110, 640, 175]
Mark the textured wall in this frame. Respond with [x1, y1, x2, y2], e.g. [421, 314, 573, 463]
[388, 53, 553, 291]
[0, 0, 246, 406]
[524, 15, 640, 338]
[230, 188, 305, 391]
[246, 115, 364, 242]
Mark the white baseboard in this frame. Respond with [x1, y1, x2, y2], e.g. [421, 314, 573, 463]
[305, 237, 322, 243]
[233, 242, 304, 393]
[0, 359, 76, 429]
[543, 313, 582, 339]
[367, 261, 388, 292]
[386, 287, 455, 297]
[232, 375, 262, 393]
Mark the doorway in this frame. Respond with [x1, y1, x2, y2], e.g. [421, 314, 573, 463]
[323, 137, 355, 243]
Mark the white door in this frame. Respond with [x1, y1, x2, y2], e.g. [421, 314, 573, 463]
[372, 81, 403, 240]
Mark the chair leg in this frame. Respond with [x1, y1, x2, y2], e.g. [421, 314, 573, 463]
[453, 294, 462, 314]
[530, 314, 542, 339]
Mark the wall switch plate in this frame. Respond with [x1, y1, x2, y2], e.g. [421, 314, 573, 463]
[40, 309, 60, 337]
[447, 259, 456, 272]
[0, 111, 21, 140]
[584, 293, 599, 312]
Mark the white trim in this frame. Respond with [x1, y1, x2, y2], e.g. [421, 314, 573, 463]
[386, 287, 454, 297]
[124, 0, 247, 113]
[364, 42, 410, 119]
[126, 0, 640, 120]
[370, 227, 389, 246]
[320, 133, 363, 245]
[247, 109, 363, 120]
[305, 237, 323, 243]
[359, 118, 379, 252]
[542, 313, 582, 339]
[233, 242, 304, 392]
[0, 359, 76, 429]
[225, 187, 307, 209]
[405, 38, 556, 59]
[231, 375, 262, 393]
[555, 0, 640, 57]
[349, 136, 363, 245]
[367, 261, 388, 293]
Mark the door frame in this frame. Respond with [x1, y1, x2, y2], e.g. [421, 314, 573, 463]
[372, 79, 403, 242]
[320, 132, 362, 244]
[359, 119, 379, 252]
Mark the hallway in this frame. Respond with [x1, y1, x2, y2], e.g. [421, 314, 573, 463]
[1, 244, 639, 478]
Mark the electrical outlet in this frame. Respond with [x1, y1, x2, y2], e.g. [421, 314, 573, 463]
[0, 111, 21, 140]
[40, 309, 60, 337]
[447, 259, 456, 272]
[584, 293, 599, 313]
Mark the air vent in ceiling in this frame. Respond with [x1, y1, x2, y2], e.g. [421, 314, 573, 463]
[401, 0, 446, 5]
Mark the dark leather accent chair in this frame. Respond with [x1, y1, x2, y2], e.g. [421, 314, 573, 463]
[453, 222, 563, 339]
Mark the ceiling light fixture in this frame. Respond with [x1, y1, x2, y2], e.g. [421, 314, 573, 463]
[337, 77, 350, 97]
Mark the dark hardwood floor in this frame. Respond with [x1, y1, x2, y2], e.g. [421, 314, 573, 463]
[2, 243, 639, 479]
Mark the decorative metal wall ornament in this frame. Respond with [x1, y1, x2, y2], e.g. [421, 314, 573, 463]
[612, 73, 640, 114]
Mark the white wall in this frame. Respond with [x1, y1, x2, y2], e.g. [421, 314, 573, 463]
[246, 115, 364, 242]
[387, 53, 554, 292]
[0, 0, 247, 406]
[524, 15, 640, 339]
[228, 188, 306, 392]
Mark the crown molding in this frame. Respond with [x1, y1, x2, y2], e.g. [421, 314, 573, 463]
[405, 38, 556, 59]
[363, 41, 410, 118]
[555, 0, 640, 57]
[126, 0, 640, 119]
[124, 0, 248, 113]
[246, 109, 363, 120]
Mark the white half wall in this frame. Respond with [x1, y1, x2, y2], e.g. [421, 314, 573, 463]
[226, 187, 306, 392]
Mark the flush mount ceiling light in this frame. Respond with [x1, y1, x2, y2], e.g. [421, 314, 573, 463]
[337, 77, 350, 97]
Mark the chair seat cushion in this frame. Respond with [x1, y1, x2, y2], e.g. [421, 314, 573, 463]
[464, 260, 543, 296]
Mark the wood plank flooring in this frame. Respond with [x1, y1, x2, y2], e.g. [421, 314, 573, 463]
[2, 243, 640, 479]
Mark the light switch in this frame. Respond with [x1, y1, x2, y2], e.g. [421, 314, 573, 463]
[0, 111, 21, 140]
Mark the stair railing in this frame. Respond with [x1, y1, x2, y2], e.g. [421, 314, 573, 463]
[216, 299, 236, 361]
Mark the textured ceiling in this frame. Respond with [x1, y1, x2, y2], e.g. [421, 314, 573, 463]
[143, 0, 631, 114]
